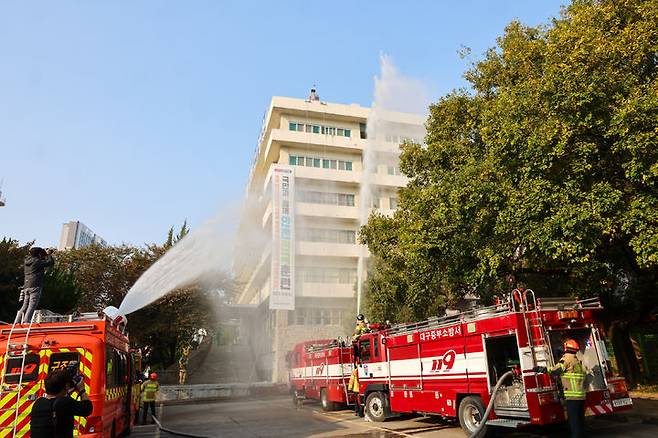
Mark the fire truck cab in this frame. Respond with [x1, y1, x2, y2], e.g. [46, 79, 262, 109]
[353, 290, 632, 435]
[287, 339, 355, 411]
[0, 310, 141, 437]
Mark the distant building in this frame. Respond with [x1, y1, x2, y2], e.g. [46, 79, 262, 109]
[58, 221, 107, 250]
[0, 186, 5, 207]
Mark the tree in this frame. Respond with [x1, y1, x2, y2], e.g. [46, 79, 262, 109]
[360, 0, 657, 384]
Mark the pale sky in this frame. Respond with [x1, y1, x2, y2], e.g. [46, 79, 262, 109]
[1, 0, 566, 247]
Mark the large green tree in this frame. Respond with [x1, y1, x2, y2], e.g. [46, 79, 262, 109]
[361, 0, 657, 383]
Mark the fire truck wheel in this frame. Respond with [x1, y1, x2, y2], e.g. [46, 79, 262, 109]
[321, 389, 335, 411]
[458, 396, 489, 437]
[365, 391, 390, 422]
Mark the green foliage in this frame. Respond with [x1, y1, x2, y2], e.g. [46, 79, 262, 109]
[361, 0, 658, 324]
[1, 221, 231, 369]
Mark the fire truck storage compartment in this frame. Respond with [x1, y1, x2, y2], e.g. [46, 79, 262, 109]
[485, 335, 528, 413]
[548, 327, 607, 391]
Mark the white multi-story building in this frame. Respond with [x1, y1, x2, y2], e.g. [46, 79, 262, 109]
[58, 221, 107, 250]
[234, 91, 425, 381]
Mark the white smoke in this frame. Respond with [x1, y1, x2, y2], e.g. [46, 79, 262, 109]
[357, 54, 429, 312]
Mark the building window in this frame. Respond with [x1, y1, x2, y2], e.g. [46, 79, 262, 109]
[390, 197, 398, 209]
[297, 190, 355, 206]
[297, 267, 358, 284]
[288, 156, 351, 171]
[288, 308, 347, 326]
[298, 228, 356, 244]
[290, 121, 350, 137]
[387, 165, 400, 175]
[372, 197, 380, 209]
[360, 123, 367, 139]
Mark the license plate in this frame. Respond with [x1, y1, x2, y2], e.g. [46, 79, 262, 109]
[612, 398, 632, 407]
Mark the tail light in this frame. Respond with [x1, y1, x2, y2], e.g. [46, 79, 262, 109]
[538, 391, 559, 405]
[608, 379, 627, 394]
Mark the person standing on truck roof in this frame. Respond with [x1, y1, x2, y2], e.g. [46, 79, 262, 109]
[141, 372, 160, 424]
[15, 247, 55, 324]
[352, 314, 369, 341]
[535, 339, 587, 438]
[30, 370, 93, 438]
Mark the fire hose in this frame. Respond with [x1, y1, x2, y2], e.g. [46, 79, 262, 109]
[469, 369, 515, 438]
[152, 414, 218, 438]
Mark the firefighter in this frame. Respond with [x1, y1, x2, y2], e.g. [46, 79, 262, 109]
[179, 346, 190, 384]
[348, 362, 364, 417]
[352, 314, 369, 341]
[535, 339, 586, 438]
[141, 372, 160, 424]
[16, 247, 55, 324]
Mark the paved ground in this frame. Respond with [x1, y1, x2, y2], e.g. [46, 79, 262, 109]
[131, 396, 658, 438]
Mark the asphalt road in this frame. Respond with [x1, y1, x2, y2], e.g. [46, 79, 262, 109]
[131, 396, 658, 438]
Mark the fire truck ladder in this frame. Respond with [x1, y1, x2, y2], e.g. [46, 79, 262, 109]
[514, 289, 555, 393]
[338, 347, 353, 406]
[0, 311, 37, 436]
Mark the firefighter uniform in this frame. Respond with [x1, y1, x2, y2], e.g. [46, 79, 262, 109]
[141, 375, 160, 424]
[348, 367, 364, 417]
[549, 349, 586, 438]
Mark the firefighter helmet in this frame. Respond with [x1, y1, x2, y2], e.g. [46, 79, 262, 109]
[563, 339, 579, 353]
[356, 314, 365, 321]
[150, 372, 158, 380]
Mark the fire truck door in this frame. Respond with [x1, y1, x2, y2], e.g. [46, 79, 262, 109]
[387, 344, 422, 391]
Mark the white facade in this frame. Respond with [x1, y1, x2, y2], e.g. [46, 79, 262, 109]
[58, 221, 107, 250]
[235, 94, 425, 381]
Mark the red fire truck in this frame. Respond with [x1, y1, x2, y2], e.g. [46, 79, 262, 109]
[0, 310, 142, 437]
[349, 290, 632, 435]
[287, 339, 356, 411]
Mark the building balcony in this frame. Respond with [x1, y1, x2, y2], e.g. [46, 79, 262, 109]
[295, 203, 359, 220]
[296, 241, 364, 258]
[369, 172, 408, 188]
[296, 282, 355, 299]
[292, 165, 361, 184]
[267, 128, 364, 156]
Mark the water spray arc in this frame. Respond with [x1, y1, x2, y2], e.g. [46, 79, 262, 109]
[356, 55, 429, 314]
[119, 209, 237, 315]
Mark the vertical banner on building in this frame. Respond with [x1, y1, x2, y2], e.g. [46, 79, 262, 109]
[270, 165, 295, 310]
